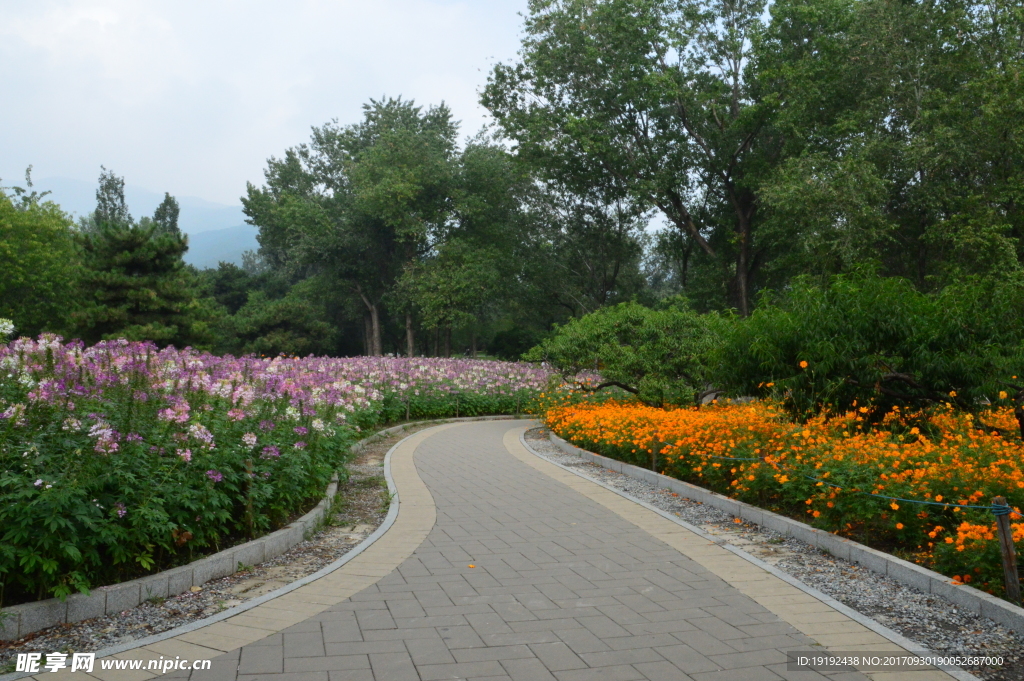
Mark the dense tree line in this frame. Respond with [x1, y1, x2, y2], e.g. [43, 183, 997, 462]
[2, 0, 1021, 360]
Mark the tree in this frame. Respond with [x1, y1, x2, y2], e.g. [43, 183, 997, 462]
[754, 0, 1024, 288]
[72, 222, 211, 347]
[152, 193, 181, 236]
[93, 166, 132, 228]
[484, 0, 777, 315]
[525, 187, 650, 318]
[394, 241, 502, 357]
[244, 98, 458, 356]
[0, 186, 80, 337]
[222, 277, 338, 357]
[526, 299, 723, 407]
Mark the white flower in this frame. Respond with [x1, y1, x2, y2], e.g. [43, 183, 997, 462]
[0, 318, 14, 338]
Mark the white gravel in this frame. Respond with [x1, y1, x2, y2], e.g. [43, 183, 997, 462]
[524, 427, 1024, 681]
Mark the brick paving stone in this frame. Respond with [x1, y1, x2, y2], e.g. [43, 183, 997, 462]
[165, 421, 897, 681]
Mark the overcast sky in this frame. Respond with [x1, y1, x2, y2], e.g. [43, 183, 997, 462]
[1, 0, 528, 207]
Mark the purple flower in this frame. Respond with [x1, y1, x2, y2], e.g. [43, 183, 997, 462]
[259, 420, 275, 431]
[126, 433, 143, 443]
[115, 502, 127, 518]
[206, 470, 223, 483]
[261, 445, 280, 458]
[293, 441, 306, 450]
[293, 426, 308, 435]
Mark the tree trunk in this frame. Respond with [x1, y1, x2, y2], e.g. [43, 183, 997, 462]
[363, 314, 373, 356]
[369, 304, 382, 356]
[735, 215, 751, 317]
[405, 313, 415, 358]
[356, 286, 383, 356]
[471, 330, 477, 358]
[443, 325, 451, 358]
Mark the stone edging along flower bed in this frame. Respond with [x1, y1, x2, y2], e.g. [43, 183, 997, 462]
[547, 430, 1024, 637]
[0, 415, 518, 642]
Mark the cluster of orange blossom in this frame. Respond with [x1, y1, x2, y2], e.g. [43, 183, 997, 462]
[543, 399, 1024, 598]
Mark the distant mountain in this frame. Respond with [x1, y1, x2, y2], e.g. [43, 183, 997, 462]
[35, 176, 247, 235]
[184, 225, 260, 269]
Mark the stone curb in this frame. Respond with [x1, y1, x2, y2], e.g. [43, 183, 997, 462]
[0, 414, 518, 643]
[547, 430, 1024, 638]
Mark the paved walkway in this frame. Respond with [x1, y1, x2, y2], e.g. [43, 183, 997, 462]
[35, 421, 955, 681]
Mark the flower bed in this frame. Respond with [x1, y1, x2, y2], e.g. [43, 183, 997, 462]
[0, 335, 550, 607]
[544, 400, 1024, 597]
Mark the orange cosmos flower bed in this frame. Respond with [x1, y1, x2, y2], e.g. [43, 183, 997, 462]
[543, 400, 1024, 597]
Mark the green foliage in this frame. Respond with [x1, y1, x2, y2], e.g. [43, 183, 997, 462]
[716, 275, 1024, 419]
[222, 278, 339, 357]
[152, 193, 181, 236]
[72, 222, 213, 348]
[490, 326, 545, 361]
[0, 190, 80, 337]
[92, 166, 132, 229]
[525, 300, 722, 406]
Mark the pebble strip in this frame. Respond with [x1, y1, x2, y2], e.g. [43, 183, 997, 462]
[524, 428, 1024, 681]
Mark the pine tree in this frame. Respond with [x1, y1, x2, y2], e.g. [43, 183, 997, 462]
[73, 222, 210, 347]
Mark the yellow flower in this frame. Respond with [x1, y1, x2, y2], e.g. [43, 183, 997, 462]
[999, 391, 1008, 400]
[890, 502, 900, 510]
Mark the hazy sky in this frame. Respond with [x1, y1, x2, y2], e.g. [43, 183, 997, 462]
[1, 0, 528, 206]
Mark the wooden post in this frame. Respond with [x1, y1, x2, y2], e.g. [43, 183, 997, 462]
[993, 496, 1021, 604]
[651, 440, 663, 473]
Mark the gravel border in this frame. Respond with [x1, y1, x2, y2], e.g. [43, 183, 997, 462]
[523, 428, 1024, 681]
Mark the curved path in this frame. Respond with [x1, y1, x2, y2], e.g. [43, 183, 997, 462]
[35, 421, 956, 681]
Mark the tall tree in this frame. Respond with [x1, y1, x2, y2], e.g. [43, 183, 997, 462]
[93, 166, 132, 228]
[483, 0, 776, 315]
[152, 193, 181, 236]
[754, 0, 1024, 288]
[244, 98, 458, 356]
[72, 222, 210, 347]
[0, 186, 80, 337]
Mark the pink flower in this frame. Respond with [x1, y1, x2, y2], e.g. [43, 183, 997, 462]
[206, 470, 223, 483]
[177, 448, 192, 463]
[242, 432, 258, 447]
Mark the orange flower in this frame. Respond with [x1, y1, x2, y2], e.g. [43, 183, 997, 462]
[799, 361, 808, 369]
